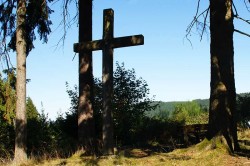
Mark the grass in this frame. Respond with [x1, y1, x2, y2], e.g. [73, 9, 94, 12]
[4, 143, 249, 166]
[1, 130, 250, 166]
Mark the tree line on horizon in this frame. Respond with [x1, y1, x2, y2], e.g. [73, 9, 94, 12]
[0, 62, 204, 158]
[0, 65, 249, 160]
[1, 0, 250, 163]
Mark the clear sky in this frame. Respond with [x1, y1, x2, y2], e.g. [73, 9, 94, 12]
[3, 0, 250, 119]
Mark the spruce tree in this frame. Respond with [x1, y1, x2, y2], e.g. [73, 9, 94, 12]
[0, 0, 54, 162]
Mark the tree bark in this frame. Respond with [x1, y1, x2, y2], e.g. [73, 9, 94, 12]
[78, 0, 95, 154]
[14, 0, 27, 163]
[207, 0, 240, 152]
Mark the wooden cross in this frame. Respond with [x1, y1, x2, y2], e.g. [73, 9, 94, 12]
[74, 8, 144, 155]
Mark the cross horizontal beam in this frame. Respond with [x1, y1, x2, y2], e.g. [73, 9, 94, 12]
[74, 35, 144, 53]
[73, 8, 144, 155]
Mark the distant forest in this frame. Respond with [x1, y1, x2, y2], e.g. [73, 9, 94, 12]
[148, 92, 250, 118]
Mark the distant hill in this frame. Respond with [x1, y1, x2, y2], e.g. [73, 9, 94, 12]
[147, 99, 209, 118]
[148, 92, 249, 118]
[193, 99, 209, 108]
[237, 92, 250, 98]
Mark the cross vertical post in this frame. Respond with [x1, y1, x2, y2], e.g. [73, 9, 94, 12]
[73, 8, 144, 156]
[102, 9, 114, 155]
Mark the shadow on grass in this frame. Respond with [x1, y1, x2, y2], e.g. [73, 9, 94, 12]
[117, 144, 177, 159]
[119, 147, 191, 160]
[81, 157, 100, 166]
[122, 148, 152, 158]
[236, 149, 250, 158]
[52, 147, 193, 166]
[163, 154, 192, 160]
[56, 160, 67, 166]
[235, 140, 250, 158]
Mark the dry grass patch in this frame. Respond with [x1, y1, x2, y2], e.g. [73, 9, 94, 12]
[32, 144, 249, 166]
[1, 146, 250, 166]
[2, 130, 250, 166]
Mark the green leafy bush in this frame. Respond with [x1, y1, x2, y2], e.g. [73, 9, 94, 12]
[237, 94, 250, 128]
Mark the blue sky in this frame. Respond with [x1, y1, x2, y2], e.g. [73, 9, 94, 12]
[3, 0, 250, 119]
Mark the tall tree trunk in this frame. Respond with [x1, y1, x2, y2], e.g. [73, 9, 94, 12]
[78, 0, 95, 154]
[207, 0, 239, 152]
[14, 0, 27, 162]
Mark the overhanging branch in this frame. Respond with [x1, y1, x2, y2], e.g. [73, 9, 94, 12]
[244, 0, 250, 12]
[234, 15, 250, 25]
[200, 6, 210, 41]
[53, 0, 78, 49]
[185, 0, 210, 45]
[234, 29, 250, 38]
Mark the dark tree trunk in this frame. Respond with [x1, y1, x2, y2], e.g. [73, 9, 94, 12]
[207, 0, 240, 152]
[14, 0, 27, 163]
[78, 0, 95, 154]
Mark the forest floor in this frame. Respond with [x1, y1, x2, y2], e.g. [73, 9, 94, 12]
[2, 130, 250, 166]
[28, 143, 250, 166]
[29, 146, 250, 166]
